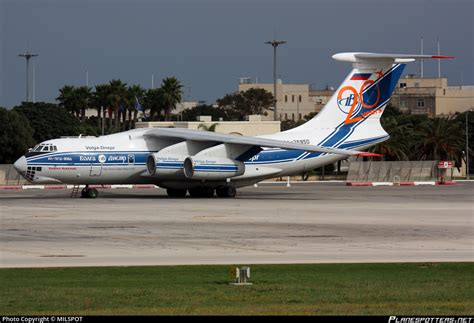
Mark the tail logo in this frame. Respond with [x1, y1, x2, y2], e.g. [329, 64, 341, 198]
[337, 74, 382, 125]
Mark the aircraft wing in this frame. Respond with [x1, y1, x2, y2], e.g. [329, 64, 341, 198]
[143, 128, 380, 157]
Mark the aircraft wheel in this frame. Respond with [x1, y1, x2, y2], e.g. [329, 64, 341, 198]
[167, 188, 187, 198]
[87, 188, 99, 199]
[81, 188, 88, 198]
[189, 187, 214, 198]
[201, 187, 215, 198]
[216, 186, 236, 198]
[188, 187, 201, 198]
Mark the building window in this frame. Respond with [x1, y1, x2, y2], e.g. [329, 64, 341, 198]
[292, 113, 295, 121]
[400, 83, 407, 88]
[400, 101, 407, 107]
[299, 113, 302, 121]
[292, 95, 295, 102]
[299, 95, 302, 102]
[417, 99, 425, 107]
[414, 83, 420, 87]
[285, 95, 287, 102]
[284, 113, 288, 120]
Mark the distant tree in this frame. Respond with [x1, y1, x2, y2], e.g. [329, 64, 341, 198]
[56, 85, 93, 122]
[369, 115, 412, 160]
[128, 84, 146, 128]
[144, 88, 165, 121]
[453, 110, 474, 173]
[180, 104, 228, 121]
[382, 103, 403, 119]
[217, 88, 273, 120]
[93, 83, 112, 130]
[303, 111, 317, 121]
[0, 107, 35, 163]
[108, 80, 128, 131]
[13, 102, 81, 143]
[414, 116, 464, 166]
[281, 119, 306, 131]
[160, 77, 183, 121]
[198, 123, 219, 132]
[56, 85, 79, 117]
[75, 86, 93, 122]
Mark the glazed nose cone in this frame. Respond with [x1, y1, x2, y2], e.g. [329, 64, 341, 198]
[13, 156, 27, 173]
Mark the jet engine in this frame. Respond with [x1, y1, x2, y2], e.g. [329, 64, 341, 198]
[183, 156, 245, 180]
[146, 153, 186, 177]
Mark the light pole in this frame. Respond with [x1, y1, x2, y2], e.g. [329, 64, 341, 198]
[467, 109, 472, 179]
[264, 40, 286, 121]
[18, 51, 39, 102]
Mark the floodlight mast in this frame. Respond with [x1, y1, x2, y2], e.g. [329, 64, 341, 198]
[18, 51, 39, 102]
[264, 40, 286, 121]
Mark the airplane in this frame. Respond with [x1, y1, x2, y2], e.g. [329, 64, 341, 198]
[13, 52, 453, 198]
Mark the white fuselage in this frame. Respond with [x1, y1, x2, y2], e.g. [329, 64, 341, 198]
[19, 126, 384, 189]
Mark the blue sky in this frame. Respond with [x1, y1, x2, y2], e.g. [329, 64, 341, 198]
[1, 0, 473, 108]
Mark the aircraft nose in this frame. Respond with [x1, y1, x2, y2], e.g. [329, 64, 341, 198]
[13, 156, 27, 173]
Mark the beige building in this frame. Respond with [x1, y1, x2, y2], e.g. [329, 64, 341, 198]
[174, 101, 200, 114]
[238, 81, 315, 121]
[390, 75, 474, 116]
[309, 88, 335, 114]
[136, 115, 280, 136]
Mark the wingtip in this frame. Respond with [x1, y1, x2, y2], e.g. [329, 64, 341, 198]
[431, 55, 455, 59]
[355, 152, 384, 157]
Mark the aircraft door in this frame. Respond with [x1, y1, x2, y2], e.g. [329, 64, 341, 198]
[89, 154, 105, 176]
[89, 163, 102, 176]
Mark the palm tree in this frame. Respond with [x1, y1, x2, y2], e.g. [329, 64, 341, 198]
[57, 85, 78, 117]
[414, 116, 464, 165]
[144, 88, 165, 121]
[75, 86, 93, 122]
[107, 80, 128, 131]
[198, 123, 219, 132]
[160, 77, 182, 121]
[369, 116, 413, 160]
[128, 84, 146, 129]
[94, 84, 111, 130]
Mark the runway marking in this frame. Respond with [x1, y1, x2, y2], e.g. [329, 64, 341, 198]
[40, 255, 85, 258]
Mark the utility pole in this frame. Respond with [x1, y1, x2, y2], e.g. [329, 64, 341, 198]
[437, 37, 441, 78]
[466, 112, 469, 179]
[32, 64, 36, 103]
[420, 37, 424, 78]
[18, 51, 38, 102]
[264, 39, 286, 121]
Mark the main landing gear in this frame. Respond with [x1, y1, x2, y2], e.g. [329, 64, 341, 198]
[166, 186, 236, 198]
[81, 186, 99, 198]
[216, 186, 236, 198]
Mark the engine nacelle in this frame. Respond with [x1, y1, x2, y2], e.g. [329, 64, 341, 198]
[146, 153, 186, 177]
[183, 156, 245, 180]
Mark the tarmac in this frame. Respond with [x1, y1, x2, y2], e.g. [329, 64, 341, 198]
[0, 182, 473, 268]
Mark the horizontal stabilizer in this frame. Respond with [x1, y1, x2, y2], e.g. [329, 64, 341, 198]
[333, 52, 454, 63]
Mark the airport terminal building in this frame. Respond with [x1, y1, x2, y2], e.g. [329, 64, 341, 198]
[238, 77, 473, 120]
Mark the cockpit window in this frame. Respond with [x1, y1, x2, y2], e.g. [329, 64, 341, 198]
[33, 143, 57, 152]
